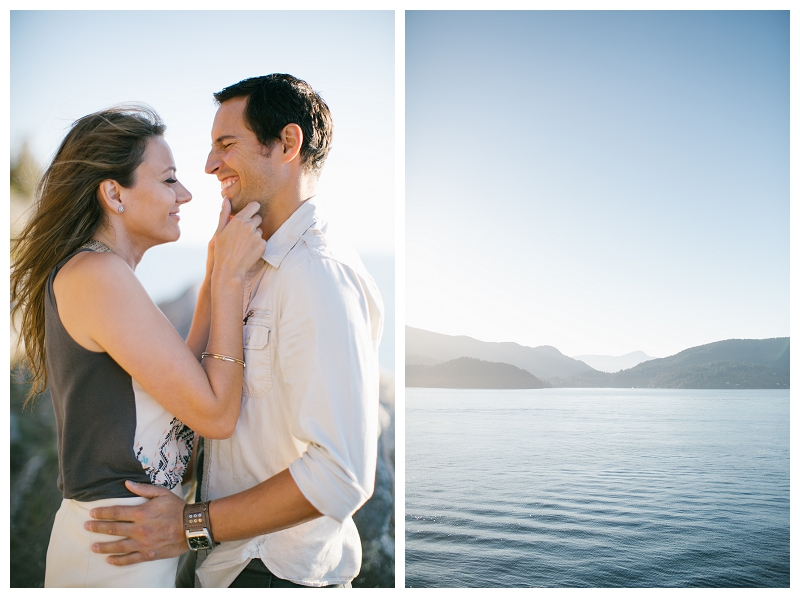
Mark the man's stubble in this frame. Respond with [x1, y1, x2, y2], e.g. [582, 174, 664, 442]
[229, 143, 276, 220]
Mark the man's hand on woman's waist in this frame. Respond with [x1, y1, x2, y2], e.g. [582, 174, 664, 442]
[85, 470, 322, 565]
[84, 481, 187, 566]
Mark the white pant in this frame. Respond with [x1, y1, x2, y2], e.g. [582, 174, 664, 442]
[45, 496, 179, 588]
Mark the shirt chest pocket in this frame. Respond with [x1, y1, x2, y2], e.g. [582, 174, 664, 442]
[242, 309, 272, 399]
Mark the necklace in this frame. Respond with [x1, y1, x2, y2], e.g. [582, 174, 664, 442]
[79, 239, 115, 254]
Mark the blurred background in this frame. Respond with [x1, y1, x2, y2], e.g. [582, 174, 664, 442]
[10, 10, 395, 587]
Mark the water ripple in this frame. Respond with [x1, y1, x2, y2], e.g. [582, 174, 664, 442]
[406, 388, 789, 587]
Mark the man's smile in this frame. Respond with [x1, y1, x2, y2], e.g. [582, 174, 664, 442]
[220, 176, 239, 198]
[221, 176, 238, 190]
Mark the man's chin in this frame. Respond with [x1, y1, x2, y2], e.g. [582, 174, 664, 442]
[226, 196, 244, 214]
[230, 198, 266, 216]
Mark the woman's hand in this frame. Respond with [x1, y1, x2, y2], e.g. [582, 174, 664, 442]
[202, 199, 231, 284]
[212, 200, 266, 282]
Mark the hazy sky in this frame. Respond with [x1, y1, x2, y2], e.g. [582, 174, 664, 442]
[10, 10, 394, 255]
[406, 10, 789, 359]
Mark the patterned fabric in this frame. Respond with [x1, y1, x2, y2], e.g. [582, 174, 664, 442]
[135, 418, 195, 489]
[78, 239, 115, 254]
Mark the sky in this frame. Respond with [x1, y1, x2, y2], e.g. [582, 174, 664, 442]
[10, 10, 394, 255]
[405, 10, 789, 359]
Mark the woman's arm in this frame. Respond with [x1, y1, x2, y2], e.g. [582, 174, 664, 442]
[54, 201, 265, 439]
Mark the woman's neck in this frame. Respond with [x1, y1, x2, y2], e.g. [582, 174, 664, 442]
[92, 225, 146, 270]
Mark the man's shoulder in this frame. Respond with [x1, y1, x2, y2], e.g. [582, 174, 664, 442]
[273, 222, 381, 308]
[282, 220, 368, 279]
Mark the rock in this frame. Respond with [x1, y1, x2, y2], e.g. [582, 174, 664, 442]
[157, 284, 200, 340]
[352, 372, 395, 587]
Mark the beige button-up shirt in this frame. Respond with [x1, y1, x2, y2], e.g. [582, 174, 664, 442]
[196, 199, 384, 587]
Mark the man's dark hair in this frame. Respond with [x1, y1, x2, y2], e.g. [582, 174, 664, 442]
[214, 74, 333, 177]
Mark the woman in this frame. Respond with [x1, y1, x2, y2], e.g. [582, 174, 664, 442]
[10, 106, 266, 587]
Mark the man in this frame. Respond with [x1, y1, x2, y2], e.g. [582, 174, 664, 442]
[85, 74, 384, 588]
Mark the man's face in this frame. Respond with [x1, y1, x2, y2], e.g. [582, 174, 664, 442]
[205, 97, 278, 214]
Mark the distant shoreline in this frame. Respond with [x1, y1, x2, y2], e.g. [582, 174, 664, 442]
[406, 330, 789, 390]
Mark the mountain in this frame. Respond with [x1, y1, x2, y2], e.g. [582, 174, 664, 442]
[573, 351, 654, 373]
[406, 357, 548, 389]
[406, 326, 593, 379]
[553, 338, 789, 389]
[406, 353, 443, 366]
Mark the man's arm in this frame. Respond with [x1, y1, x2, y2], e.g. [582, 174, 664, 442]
[85, 471, 320, 565]
[280, 255, 382, 521]
[87, 255, 381, 564]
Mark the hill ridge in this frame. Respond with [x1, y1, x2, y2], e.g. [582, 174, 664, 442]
[406, 326, 592, 379]
[406, 356, 548, 389]
[406, 327, 789, 389]
[553, 337, 789, 389]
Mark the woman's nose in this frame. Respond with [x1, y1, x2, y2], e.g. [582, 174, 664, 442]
[177, 182, 192, 203]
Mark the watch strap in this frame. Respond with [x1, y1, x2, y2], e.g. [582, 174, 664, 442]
[183, 501, 215, 542]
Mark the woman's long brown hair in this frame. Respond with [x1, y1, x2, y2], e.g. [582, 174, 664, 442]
[11, 105, 166, 405]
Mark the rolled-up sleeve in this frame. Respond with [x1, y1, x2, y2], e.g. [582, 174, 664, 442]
[281, 253, 384, 523]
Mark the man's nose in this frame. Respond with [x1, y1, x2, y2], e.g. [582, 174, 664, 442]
[205, 150, 220, 175]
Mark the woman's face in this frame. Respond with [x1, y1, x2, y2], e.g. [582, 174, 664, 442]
[119, 136, 192, 247]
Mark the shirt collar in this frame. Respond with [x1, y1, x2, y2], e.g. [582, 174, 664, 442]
[261, 198, 319, 269]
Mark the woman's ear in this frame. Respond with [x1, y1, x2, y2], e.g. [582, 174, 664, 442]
[279, 124, 303, 165]
[97, 180, 124, 213]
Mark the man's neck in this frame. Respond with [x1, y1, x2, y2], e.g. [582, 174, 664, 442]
[261, 176, 317, 242]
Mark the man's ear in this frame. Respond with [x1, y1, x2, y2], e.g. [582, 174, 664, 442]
[97, 180, 125, 213]
[279, 124, 303, 165]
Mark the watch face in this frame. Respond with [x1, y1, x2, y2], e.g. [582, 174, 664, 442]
[187, 530, 213, 550]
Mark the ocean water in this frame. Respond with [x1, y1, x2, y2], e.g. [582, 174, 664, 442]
[136, 242, 395, 370]
[406, 388, 789, 587]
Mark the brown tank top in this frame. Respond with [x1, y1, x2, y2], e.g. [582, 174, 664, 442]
[45, 247, 193, 500]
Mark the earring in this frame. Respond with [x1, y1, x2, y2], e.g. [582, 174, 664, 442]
[118, 205, 125, 213]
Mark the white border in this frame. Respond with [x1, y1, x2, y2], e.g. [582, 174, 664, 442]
[5, 2, 797, 592]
